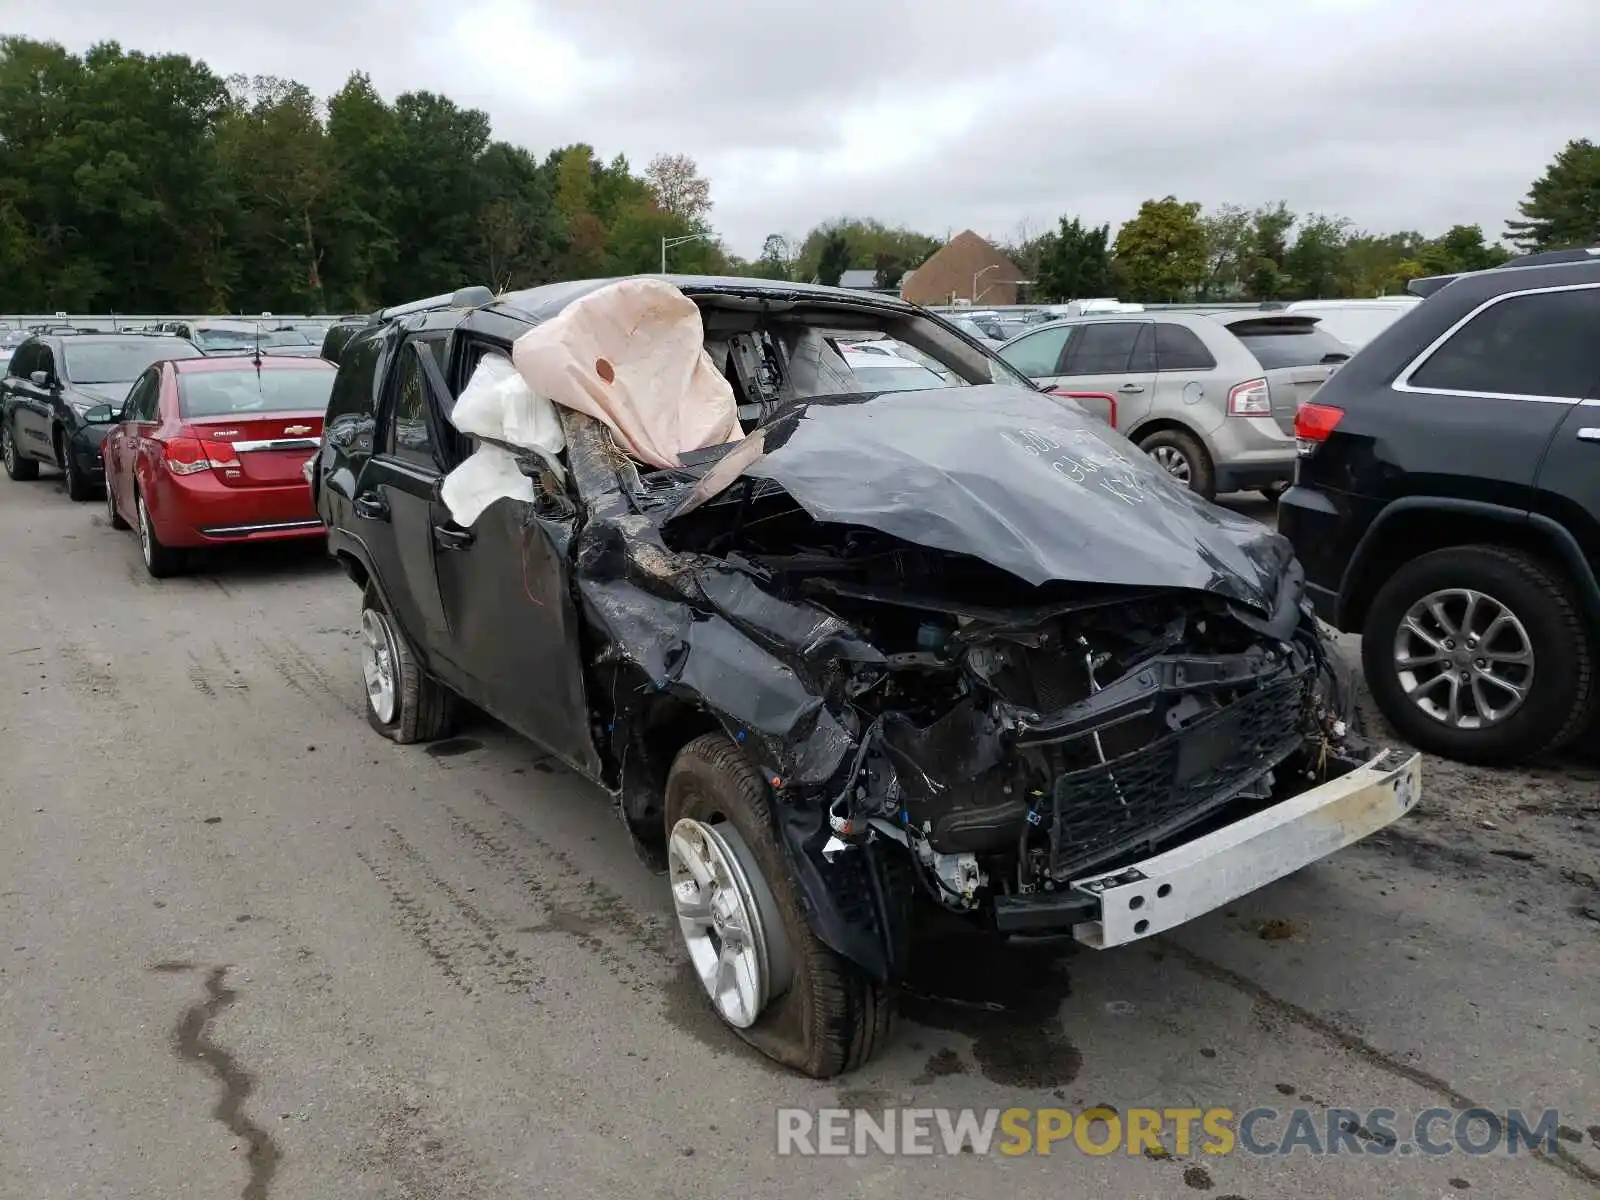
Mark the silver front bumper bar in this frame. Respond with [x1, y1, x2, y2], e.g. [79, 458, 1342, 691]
[1070, 749, 1422, 949]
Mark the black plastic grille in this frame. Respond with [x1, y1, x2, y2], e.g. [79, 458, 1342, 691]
[1048, 676, 1307, 879]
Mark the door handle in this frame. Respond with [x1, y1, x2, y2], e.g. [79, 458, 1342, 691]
[1118, 383, 1145, 393]
[1578, 428, 1600, 443]
[353, 492, 389, 521]
[433, 524, 474, 551]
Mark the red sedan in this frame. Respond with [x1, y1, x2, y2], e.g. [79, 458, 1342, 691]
[103, 355, 335, 577]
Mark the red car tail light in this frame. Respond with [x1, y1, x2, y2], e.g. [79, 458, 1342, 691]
[1294, 402, 1345, 456]
[163, 437, 211, 476]
[164, 436, 239, 475]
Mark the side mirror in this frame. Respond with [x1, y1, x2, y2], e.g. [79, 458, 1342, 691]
[29, 369, 51, 387]
[83, 404, 116, 424]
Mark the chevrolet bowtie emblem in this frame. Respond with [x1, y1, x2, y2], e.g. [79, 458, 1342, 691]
[284, 424, 313, 435]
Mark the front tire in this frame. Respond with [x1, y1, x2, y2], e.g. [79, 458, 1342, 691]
[58, 434, 93, 502]
[664, 733, 891, 1077]
[1362, 545, 1596, 764]
[136, 491, 185, 578]
[1137, 427, 1216, 500]
[2, 422, 38, 481]
[360, 588, 456, 743]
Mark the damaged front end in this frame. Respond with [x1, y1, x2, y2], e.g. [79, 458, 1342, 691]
[566, 384, 1415, 983]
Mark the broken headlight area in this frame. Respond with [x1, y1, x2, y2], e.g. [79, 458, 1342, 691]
[655, 486, 1365, 931]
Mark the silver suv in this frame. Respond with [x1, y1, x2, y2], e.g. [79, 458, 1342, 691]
[997, 311, 1351, 499]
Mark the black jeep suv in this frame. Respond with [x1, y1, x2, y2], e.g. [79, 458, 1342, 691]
[1280, 248, 1600, 765]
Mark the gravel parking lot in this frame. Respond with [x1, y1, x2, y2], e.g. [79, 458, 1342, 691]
[2, 476, 1596, 1199]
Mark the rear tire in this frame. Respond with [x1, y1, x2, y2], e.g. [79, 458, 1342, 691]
[135, 491, 185, 578]
[1137, 427, 1216, 500]
[105, 479, 129, 530]
[1362, 545, 1595, 764]
[2, 422, 38, 481]
[360, 587, 457, 744]
[664, 733, 891, 1077]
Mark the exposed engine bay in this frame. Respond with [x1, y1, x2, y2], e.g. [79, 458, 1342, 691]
[661, 482, 1360, 920]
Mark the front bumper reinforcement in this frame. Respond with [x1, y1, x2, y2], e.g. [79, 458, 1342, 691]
[1066, 749, 1422, 948]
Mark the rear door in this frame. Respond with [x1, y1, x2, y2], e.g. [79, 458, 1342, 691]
[1396, 282, 1600, 499]
[1497, 285, 1600, 553]
[1224, 316, 1349, 434]
[356, 332, 456, 670]
[1148, 320, 1221, 426]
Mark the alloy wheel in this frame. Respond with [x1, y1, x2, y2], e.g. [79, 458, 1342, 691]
[1392, 587, 1534, 729]
[667, 817, 792, 1029]
[360, 609, 399, 724]
[1149, 444, 1192, 483]
[2, 427, 12, 473]
[137, 497, 153, 567]
[105, 479, 117, 525]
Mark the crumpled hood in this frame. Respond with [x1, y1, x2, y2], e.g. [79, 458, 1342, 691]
[668, 384, 1295, 612]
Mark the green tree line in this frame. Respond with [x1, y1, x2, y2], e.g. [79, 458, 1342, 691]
[0, 37, 1593, 311]
[0, 37, 727, 312]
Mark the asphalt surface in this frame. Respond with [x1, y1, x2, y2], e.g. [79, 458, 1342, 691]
[1, 475, 1596, 1200]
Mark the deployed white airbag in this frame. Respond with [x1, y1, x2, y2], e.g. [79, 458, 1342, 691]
[510, 277, 741, 469]
[440, 351, 564, 526]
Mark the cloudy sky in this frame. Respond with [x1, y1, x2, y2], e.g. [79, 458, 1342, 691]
[4, 0, 1594, 256]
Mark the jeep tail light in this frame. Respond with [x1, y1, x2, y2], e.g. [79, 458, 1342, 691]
[1227, 378, 1271, 416]
[1294, 402, 1344, 456]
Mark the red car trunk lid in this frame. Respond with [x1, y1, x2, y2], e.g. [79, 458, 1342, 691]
[186, 412, 324, 487]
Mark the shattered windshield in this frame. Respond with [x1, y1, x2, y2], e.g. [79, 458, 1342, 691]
[696, 294, 1036, 418]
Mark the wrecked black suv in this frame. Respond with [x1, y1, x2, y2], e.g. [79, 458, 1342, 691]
[314, 276, 1422, 1077]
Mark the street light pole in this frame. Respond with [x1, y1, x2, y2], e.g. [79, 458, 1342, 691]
[972, 263, 1001, 303]
[661, 233, 710, 274]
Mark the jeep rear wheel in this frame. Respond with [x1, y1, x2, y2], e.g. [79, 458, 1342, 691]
[1362, 545, 1596, 764]
[664, 733, 891, 1077]
[359, 589, 457, 744]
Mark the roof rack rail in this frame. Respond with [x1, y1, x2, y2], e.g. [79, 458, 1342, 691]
[1408, 246, 1599, 298]
[373, 285, 495, 324]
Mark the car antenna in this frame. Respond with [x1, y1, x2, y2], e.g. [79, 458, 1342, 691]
[253, 322, 263, 371]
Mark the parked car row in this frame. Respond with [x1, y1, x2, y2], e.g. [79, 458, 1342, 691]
[1, 331, 335, 572]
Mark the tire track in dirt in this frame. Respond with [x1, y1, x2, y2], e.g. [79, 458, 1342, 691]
[444, 796, 678, 993]
[250, 635, 360, 717]
[356, 829, 544, 1000]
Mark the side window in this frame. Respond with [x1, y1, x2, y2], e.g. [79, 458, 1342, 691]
[7, 342, 35, 379]
[1127, 323, 1156, 371]
[35, 345, 56, 382]
[132, 370, 162, 420]
[384, 343, 437, 467]
[998, 325, 1073, 378]
[1409, 287, 1600, 399]
[1063, 322, 1142, 375]
[1154, 323, 1217, 371]
[120, 373, 147, 420]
